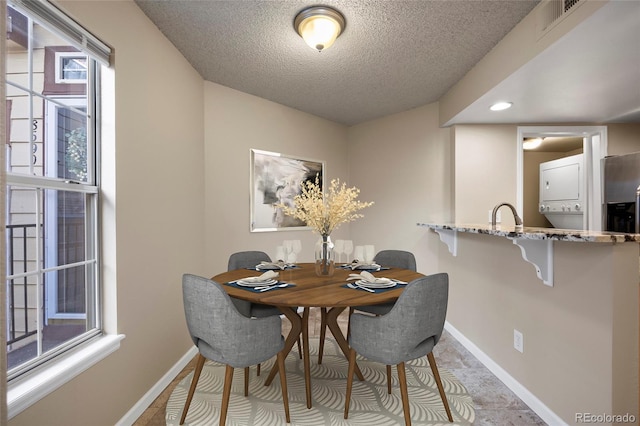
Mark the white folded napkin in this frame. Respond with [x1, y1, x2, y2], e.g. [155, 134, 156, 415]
[347, 271, 392, 284]
[240, 270, 279, 282]
[258, 260, 287, 270]
[349, 261, 381, 270]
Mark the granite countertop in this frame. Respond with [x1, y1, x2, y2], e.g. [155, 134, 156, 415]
[417, 222, 640, 243]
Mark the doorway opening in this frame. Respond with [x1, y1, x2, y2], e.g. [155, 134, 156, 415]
[516, 126, 608, 231]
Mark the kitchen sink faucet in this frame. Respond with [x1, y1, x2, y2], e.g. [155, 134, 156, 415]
[492, 202, 524, 232]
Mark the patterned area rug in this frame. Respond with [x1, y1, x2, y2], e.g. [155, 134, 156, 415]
[166, 338, 474, 425]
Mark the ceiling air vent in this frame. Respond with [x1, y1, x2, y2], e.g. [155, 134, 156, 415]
[537, 0, 583, 37]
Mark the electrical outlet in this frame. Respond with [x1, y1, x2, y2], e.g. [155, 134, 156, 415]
[514, 329, 524, 353]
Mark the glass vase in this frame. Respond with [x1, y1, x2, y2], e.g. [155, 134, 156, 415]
[315, 234, 335, 276]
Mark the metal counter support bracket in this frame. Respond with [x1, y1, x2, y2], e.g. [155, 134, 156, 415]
[510, 238, 554, 286]
[433, 228, 457, 256]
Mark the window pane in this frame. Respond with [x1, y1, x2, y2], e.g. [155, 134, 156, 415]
[55, 103, 88, 182]
[6, 186, 41, 276]
[60, 56, 87, 81]
[6, 87, 88, 181]
[5, 85, 44, 176]
[7, 266, 90, 372]
[54, 265, 86, 314]
[6, 186, 41, 368]
[6, 4, 89, 180]
[5, 6, 30, 88]
[6, 187, 96, 373]
[6, 270, 40, 368]
[45, 186, 90, 311]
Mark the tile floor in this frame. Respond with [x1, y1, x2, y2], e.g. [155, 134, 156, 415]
[133, 308, 547, 425]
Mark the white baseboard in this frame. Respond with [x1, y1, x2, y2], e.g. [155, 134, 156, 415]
[116, 346, 198, 426]
[444, 321, 567, 426]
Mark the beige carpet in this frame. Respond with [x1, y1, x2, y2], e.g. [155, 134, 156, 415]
[166, 338, 475, 425]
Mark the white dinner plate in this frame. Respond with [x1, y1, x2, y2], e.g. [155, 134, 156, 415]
[356, 279, 396, 289]
[236, 278, 278, 287]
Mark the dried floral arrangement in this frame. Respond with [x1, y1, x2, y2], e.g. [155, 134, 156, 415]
[278, 176, 373, 236]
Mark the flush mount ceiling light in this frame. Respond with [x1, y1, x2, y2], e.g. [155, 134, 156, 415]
[294, 6, 345, 52]
[489, 102, 513, 111]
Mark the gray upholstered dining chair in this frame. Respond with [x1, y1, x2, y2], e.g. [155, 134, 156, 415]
[180, 274, 290, 425]
[228, 251, 301, 374]
[344, 273, 453, 425]
[356, 250, 417, 316]
[228, 251, 281, 318]
[318, 250, 417, 364]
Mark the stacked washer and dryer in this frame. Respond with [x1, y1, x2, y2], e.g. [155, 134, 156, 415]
[538, 154, 584, 230]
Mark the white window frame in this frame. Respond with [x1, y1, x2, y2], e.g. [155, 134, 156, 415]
[5, 59, 100, 382]
[54, 51, 87, 84]
[4, 1, 122, 418]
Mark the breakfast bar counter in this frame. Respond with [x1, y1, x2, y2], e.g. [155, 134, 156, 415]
[417, 222, 639, 424]
[418, 222, 639, 288]
[418, 222, 640, 243]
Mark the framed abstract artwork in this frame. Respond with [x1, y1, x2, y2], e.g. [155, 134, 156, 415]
[250, 149, 324, 232]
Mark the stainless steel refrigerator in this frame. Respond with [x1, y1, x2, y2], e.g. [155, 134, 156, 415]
[603, 151, 640, 233]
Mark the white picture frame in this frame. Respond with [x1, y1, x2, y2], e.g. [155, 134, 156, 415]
[250, 149, 324, 232]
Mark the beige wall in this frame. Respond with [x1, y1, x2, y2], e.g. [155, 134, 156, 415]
[608, 123, 640, 156]
[453, 124, 518, 226]
[203, 82, 349, 275]
[9, 1, 206, 424]
[346, 103, 452, 275]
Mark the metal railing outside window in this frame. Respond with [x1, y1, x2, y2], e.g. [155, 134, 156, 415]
[6, 223, 40, 347]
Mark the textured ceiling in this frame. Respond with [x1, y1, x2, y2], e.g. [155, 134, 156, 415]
[134, 0, 539, 126]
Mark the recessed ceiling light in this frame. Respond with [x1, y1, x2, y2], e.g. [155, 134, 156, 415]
[490, 102, 513, 111]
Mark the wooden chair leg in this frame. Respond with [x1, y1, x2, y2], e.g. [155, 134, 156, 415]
[220, 365, 234, 426]
[244, 366, 249, 396]
[344, 348, 357, 419]
[386, 364, 392, 394]
[397, 362, 411, 426]
[346, 306, 354, 338]
[180, 353, 206, 425]
[257, 363, 261, 376]
[318, 307, 327, 364]
[297, 336, 303, 359]
[427, 352, 453, 422]
[277, 350, 291, 423]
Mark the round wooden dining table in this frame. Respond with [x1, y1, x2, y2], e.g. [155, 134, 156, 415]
[211, 262, 424, 409]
